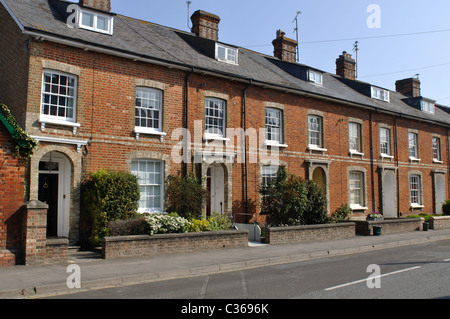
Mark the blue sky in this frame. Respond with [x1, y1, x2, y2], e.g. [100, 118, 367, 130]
[111, 0, 450, 106]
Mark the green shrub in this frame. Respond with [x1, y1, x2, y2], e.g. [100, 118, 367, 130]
[165, 173, 207, 219]
[332, 204, 352, 222]
[82, 169, 140, 245]
[260, 168, 307, 227]
[260, 168, 329, 227]
[206, 213, 232, 231]
[442, 199, 450, 216]
[303, 180, 330, 225]
[188, 218, 210, 233]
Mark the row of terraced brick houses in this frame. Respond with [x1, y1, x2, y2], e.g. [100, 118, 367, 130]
[1, 0, 450, 261]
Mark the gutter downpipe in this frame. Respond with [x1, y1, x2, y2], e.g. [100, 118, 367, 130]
[184, 67, 194, 178]
[243, 79, 253, 223]
[370, 111, 376, 212]
[394, 117, 400, 218]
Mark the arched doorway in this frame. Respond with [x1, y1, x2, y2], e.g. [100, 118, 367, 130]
[312, 167, 326, 193]
[38, 151, 72, 238]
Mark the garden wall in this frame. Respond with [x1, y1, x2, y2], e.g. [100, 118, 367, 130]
[353, 218, 423, 236]
[102, 230, 249, 260]
[265, 223, 356, 245]
[430, 216, 450, 230]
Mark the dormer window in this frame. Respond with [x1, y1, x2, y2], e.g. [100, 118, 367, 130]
[371, 86, 390, 102]
[421, 99, 435, 114]
[79, 9, 114, 35]
[308, 69, 323, 85]
[215, 43, 238, 65]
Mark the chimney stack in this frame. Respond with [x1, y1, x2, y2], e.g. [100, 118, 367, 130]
[79, 0, 111, 12]
[336, 51, 356, 81]
[395, 78, 421, 98]
[191, 10, 221, 42]
[272, 30, 298, 63]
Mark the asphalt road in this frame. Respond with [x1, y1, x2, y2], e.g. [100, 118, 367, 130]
[47, 240, 450, 300]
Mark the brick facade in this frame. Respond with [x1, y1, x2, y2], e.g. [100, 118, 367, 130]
[1, 0, 449, 253]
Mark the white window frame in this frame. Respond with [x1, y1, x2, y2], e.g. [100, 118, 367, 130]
[349, 171, 365, 209]
[432, 137, 442, 163]
[79, 9, 114, 35]
[421, 100, 435, 114]
[205, 97, 226, 139]
[215, 43, 239, 65]
[308, 115, 323, 148]
[132, 160, 164, 214]
[409, 174, 422, 206]
[261, 165, 280, 188]
[409, 132, 419, 160]
[371, 86, 390, 102]
[40, 70, 79, 130]
[380, 127, 391, 156]
[265, 108, 283, 144]
[135, 87, 163, 133]
[349, 122, 362, 153]
[308, 69, 323, 85]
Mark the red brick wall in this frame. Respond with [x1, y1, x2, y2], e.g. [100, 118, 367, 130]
[0, 124, 26, 251]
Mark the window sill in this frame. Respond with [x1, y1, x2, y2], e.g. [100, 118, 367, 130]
[204, 134, 231, 144]
[39, 117, 81, 135]
[350, 204, 368, 211]
[380, 154, 394, 162]
[264, 140, 288, 148]
[349, 150, 364, 158]
[308, 145, 327, 154]
[409, 156, 421, 164]
[433, 159, 444, 164]
[134, 127, 167, 142]
[410, 204, 424, 209]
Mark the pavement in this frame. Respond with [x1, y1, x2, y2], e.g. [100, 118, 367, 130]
[1, 228, 450, 299]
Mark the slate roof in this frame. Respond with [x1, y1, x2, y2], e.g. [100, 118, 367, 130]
[3, 0, 450, 126]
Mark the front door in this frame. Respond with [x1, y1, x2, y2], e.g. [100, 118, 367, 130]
[38, 174, 59, 237]
[382, 170, 397, 218]
[208, 164, 225, 215]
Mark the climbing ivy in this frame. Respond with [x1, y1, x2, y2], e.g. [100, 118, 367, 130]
[0, 103, 38, 162]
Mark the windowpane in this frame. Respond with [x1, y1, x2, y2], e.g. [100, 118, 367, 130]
[265, 108, 282, 143]
[262, 165, 279, 188]
[349, 122, 361, 152]
[380, 128, 390, 155]
[349, 171, 363, 206]
[96, 15, 109, 31]
[132, 160, 164, 213]
[410, 175, 421, 205]
[308, 116, 322, 147]
[41, 71, 77, 121]
[135, 87, 163, 131]
[205, 98, 226, 137]
[81, 11, 94, 27]
[433, 137, 441, 161]
[409, 133, 418, 158]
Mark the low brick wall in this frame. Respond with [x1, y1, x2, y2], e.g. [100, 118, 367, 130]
[353, 218, 423, 236]
[430, 216, 450, 230]
[265, 223, 356, 245]
[0, 249, 18, 268]
[46, 238, 69, 264]
[102, 230, 249, 260]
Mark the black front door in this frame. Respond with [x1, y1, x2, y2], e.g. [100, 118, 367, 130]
[38, 174, 58, 237]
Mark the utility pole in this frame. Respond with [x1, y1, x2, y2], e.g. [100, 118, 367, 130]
[292, 11, 301, 62]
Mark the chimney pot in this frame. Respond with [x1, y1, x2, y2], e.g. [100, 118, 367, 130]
[79, 0, 111, 12]
[272, 29, 298, 63]
[191, 10, 221, 42]
[336, 51, 356, 81]
[395, 78, 421, 98]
